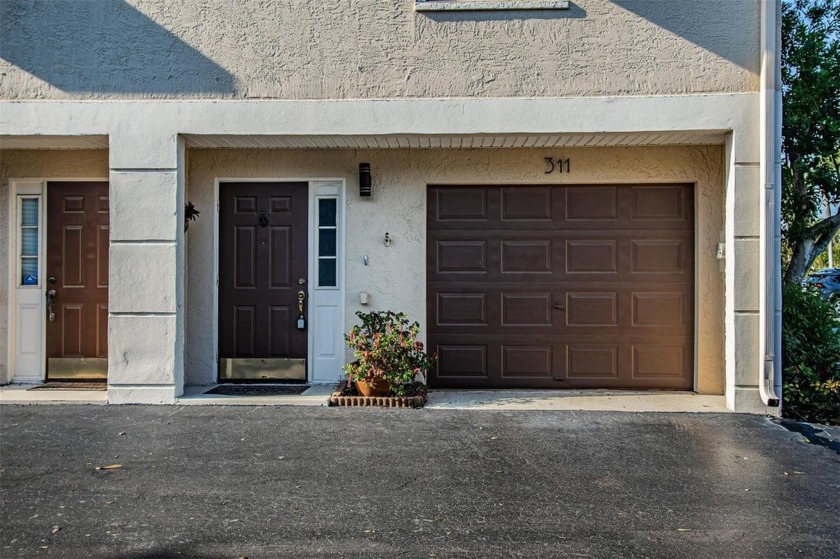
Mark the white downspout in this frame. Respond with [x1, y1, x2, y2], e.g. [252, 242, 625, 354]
[759, 0, 782, 406]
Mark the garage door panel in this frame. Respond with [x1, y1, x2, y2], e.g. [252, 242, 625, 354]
[631, 185, 692, 222]
[430, 185, 693, 231]
[430, 286, 692, 336]
[436, 292, 488, 326]
[566, 240, 617, 273]
[436, 240, 487, 273]
[433, 188, 488, 221]
[436, 344, 489, 379]
[501, 293, 553, 326]
[427, 184, 694, 390]
[632, 292, 687, 327]
[565, 292, 618, 326]
[565, 345, 620, 380]
[501, 187, 554, 221]
[501, 345, 555, 378]
[500, 240, 554, 273]
[432, 338, 564, 384]
[429, 231, 692, 283]
[566, 186, 618, 221]
[631, 239, 686, 274]
[631, 344, 691, 379]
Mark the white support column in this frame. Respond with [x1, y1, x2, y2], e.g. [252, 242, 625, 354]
[727, 131, 775, 414]
[107, 132, 185, 404]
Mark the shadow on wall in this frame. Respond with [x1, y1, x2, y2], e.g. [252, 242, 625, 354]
[0, 0, 235, 95]
[610, 0, 759, 71]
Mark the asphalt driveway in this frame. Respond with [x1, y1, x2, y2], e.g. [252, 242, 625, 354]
[1, 406, 838, 558]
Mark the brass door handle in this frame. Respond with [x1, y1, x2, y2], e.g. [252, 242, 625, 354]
[46, 289, 57, 321]
[296, 291, 307, 330]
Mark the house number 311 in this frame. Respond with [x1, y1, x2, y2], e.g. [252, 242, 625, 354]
[544, 157, 571, 174]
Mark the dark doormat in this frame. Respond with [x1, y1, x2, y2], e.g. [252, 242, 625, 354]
[29, 382, 107, 391]
[204, 385, 310, 396]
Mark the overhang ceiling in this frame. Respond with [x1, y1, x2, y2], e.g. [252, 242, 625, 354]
[1, 131, 727, 151]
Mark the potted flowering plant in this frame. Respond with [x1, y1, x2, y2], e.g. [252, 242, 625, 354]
[344, 310, 434, 397]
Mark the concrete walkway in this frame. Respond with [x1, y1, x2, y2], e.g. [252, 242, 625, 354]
[426, 389, 729, 412]
[1, 384, 729, 413]
[1, 405, 837, 558]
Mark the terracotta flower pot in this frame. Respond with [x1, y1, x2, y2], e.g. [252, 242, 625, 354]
[355, 378, 391, 397]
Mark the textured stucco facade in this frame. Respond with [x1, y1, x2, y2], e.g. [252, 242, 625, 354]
[0, 0, 778, 412]
[1, 0, 759, 100]
[185, 146, 725, 394]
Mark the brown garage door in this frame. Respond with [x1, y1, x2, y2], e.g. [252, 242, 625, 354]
[427, 185, 694, 389]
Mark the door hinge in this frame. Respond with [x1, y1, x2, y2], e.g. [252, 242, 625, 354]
[217, 200, 220, 212]
[216, 275, 219, 287]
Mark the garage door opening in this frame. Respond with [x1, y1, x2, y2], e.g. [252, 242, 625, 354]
[427, 184, 694, 390]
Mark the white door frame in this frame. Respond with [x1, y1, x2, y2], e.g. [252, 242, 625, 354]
[6, 177, 109, 384]
[212, 178, 346, 384]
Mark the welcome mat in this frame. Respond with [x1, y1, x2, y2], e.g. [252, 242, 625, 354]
[29, 382, 107, 391]
[204, 385, 309, 396]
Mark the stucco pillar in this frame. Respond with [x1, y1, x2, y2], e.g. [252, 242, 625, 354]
[726, 134, 772, 414]
[107, 132, 185, 404]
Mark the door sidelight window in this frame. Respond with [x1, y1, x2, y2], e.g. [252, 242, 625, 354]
[317, 198, 338, 287]
[19, 196, 40, 286]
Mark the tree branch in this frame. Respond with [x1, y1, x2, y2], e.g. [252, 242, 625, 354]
[805, 210, 840, 239]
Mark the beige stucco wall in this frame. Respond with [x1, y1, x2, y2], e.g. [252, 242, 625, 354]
[186, 145, 725, 394]
[0, 150, 109, 383]
[1, 1, 759, 100]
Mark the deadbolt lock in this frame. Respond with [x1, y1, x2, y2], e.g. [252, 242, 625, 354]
[298, 278, 306, 285]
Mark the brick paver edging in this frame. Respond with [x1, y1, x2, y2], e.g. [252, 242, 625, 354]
[328, 381, 427, 408]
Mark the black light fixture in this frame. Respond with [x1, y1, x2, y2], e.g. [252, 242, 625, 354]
[359, 163, 372, 197]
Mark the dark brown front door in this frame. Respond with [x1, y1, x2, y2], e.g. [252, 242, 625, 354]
[46, 182, 109, 380]
[427, 184, 694, 390]
[218, 182, 309, 381]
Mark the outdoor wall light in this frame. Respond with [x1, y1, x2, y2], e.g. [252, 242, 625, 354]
[359, 163, 372, 197]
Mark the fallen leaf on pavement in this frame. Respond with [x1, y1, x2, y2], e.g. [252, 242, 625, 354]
[51, 526, 61, 534]
[95, 464, 123, 470]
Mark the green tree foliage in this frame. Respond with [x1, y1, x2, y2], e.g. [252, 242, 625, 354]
[782, 0, 840, 284]
[782, 284, 840, 424]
